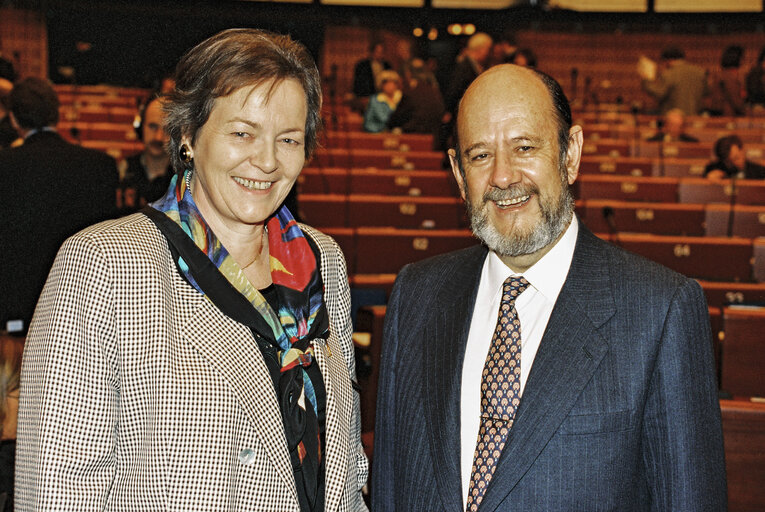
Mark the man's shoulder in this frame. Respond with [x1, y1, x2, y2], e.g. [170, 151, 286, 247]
[579, 228, 693, 294]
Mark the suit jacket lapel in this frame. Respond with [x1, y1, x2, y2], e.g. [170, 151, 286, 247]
[423, 245, 487, 512]
[478, 227, 616, 512]
[181, 293, 297, 498]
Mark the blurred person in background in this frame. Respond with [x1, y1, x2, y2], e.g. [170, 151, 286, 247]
[0, 77, 118, 335]
[352, 40, 391, 113]
[645, 108, 698, 143]
[363, 69, 402, 133]
[118, 94, 173, 211]
[388, 59, 444, 143]
[640, 46, 707, 115]
[745, 45, 765, 107]
[707, 45, 746, 117]
[705, 134, 765, 180]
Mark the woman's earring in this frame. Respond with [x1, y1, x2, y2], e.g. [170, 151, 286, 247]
[179, 144, 193, 164]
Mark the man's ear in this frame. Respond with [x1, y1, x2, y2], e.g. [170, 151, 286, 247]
[448, 148, 467, 201]
[564, 125, 583, 185]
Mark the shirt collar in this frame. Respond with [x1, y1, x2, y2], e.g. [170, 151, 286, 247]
[485, 215, 579, 304]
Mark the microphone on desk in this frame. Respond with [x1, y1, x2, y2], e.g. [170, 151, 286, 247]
[656, 118, 665, 177]
[727, 173, 739, 238]
[631, 102, 641, 157]
[571, 67, 579, 100]
[602, 206, 621, 247]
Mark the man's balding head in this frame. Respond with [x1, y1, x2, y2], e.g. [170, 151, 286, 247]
[455, 64, 573, 176]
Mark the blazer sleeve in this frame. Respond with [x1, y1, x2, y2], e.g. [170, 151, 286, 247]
[641, 278, 727, 510]
[16, 234, 119, 511]
[370, 266, 406, 512]
[333, 240, 370, 509]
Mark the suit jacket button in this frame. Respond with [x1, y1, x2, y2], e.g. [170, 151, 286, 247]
[239, 448, 256, 465]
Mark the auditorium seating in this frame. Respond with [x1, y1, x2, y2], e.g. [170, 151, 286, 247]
[312, 147, 444, 170]
[322, 227, 474, 275]
[299, 167, 457, 197]
[721, 399, 765, 512]
[679, 178, 765, 206]
[599, 233, 754, 282]
[578, 200, 706, 236]
[322, 131, 434, 152]
[720, 307, 765, 397]
[300, 194, 466, 229]
[705, 205, 765, 238]
[578, 155, 653, 177]
[573, 175, 679, 202]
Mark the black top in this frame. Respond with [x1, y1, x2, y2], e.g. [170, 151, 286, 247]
[119, 153, 174, 213]
[0, 131, 119, 330]
[0, 440, 15, 512]
[704, 159, 765, 179]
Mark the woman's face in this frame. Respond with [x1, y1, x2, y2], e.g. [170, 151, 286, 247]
[382, 79, 399, 96]
[183, 79, 307, 232]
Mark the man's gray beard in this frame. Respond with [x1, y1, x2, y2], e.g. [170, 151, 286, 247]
[465, 173, 574, 258]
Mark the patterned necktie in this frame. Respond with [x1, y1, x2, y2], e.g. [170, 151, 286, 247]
[466, 276, 529, 512]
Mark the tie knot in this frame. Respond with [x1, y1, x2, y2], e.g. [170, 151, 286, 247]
[502, 276, 529, 304]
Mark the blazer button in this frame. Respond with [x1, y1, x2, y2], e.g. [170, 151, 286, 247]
[239, 448, 256, 465]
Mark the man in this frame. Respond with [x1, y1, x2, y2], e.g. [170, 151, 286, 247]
[372, 64, 726, 511]
[352, 40, 392, 100]
[119, 95, 173, 211]
[640, 47, 707, 115]
[443, 33, 493, 123]
[705, 134, 765, 180]
[440, 32, 493, 150]
[645, 108, 699, 143]
[0, 77, 118, 333]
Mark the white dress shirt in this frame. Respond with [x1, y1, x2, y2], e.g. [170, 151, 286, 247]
[460, 216, 579, 509]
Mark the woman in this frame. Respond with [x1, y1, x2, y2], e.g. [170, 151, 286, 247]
[17, 29, 368, 511]
[362, 70, 402, 133]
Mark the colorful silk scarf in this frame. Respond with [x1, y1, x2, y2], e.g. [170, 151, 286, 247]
[149, 171, 327, 509]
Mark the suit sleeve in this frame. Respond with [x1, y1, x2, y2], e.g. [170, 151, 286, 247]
[16, 234, 119, 511]
[370, 266, 407, 512]
[641, 278, 727, 510]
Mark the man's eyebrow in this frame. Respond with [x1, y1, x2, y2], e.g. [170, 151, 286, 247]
[462, 142, 486, 156]
[462, 136, 543, 156]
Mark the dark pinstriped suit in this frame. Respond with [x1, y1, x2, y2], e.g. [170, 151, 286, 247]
[372, 223, 726, 511]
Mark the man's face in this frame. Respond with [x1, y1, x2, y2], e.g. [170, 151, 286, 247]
[665, 111, 684, 138]
[450, 65, 581, 267]
[729, 144, 746, 169]
[142, 99, 169, 158]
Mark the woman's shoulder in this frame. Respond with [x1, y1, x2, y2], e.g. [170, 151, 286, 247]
[298, 223, 342, 259]
[63, 212, 167, 260]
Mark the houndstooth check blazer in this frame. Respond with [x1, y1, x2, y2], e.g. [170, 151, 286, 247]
[16, 213, 369, 511]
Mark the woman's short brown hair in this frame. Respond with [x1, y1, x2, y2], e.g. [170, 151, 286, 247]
[164, 28, 322, 173]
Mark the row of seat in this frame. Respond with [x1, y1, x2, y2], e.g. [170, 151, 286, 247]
[322, 226, 765, 282]
[300, 193, 765, 238]
[300, 167, 765, 206]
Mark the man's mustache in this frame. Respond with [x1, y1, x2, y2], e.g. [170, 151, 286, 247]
[482, 184, 538, 203]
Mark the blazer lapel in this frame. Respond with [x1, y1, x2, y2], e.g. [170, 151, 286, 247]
[181, 294, 297, 498]
[478, 227, 616, 512]
[423, 245, 487, 512]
